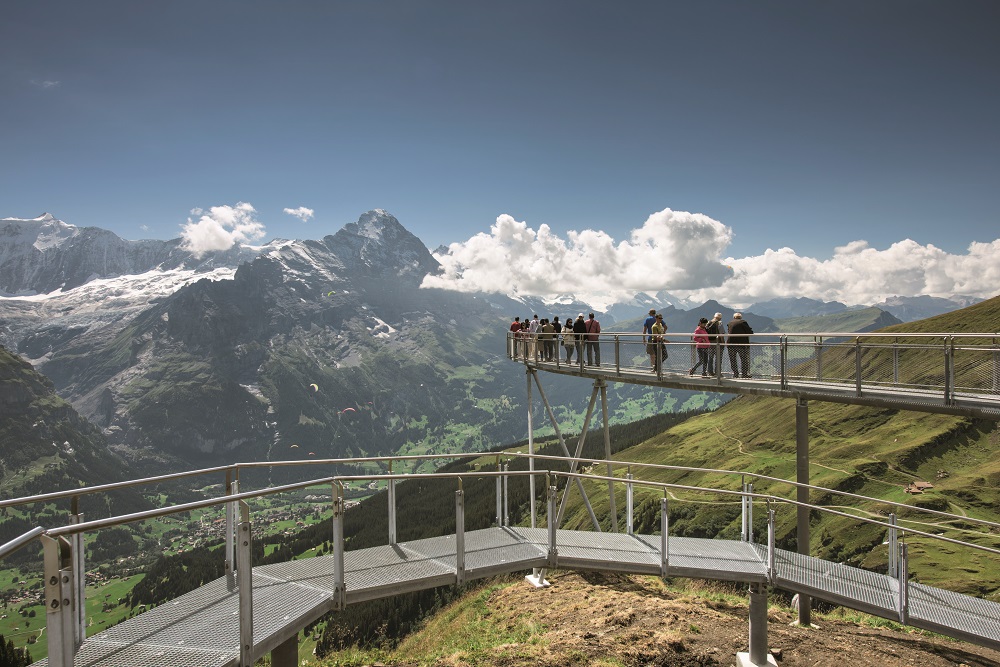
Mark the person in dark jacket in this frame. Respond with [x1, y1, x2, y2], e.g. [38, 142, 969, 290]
[727, 313, 753, 378]
[705, 312, 723, 375]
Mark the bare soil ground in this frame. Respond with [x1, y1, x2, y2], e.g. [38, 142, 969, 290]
[463, 570, 1000, 667]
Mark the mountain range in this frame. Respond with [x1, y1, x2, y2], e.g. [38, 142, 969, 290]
[0, 212, 981, 480]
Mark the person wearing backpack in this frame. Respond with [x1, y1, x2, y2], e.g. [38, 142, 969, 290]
[704, 312, 723, 375]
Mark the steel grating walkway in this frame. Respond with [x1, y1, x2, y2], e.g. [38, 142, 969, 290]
[33, 526, 1000, 666]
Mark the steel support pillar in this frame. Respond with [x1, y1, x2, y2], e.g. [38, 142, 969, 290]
[737, 583, 777, 667]
[271, 634, 298, 667]
[527, 370, 536, 528]
[599, 379, 617, 532]
[795, 398, 811, 627]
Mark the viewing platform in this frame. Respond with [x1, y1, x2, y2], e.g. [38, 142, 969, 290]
[507, 330, 1000, 419]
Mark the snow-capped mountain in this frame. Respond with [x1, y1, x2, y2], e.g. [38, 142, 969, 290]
[0, 213, 265, 296]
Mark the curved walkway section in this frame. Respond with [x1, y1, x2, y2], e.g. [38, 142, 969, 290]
[34, 524, 1000, 667]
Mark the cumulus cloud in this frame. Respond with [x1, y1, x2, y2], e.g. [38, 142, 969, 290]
[422, 208, 1000, 306]
[422, 209, 734, 304]
[180, 203, 266, 258]
[30, 79, 60, 89]
[283, 206, 314, 222]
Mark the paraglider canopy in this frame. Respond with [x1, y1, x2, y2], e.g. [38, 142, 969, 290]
[309, 383, 319, 392]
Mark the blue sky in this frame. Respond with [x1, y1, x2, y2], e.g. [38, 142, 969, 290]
[2, 1, 998, 304]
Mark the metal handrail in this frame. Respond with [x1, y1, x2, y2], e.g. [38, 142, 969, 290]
[503, 451, 1000, 531]
[11, 447, 1000, 535]
[30, 464, 1000, 559]
[0, 526, 45, 559]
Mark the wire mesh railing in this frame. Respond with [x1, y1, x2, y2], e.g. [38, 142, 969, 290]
[508, 331, 1000, 405]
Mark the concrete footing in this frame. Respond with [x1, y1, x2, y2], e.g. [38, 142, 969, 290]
[736, 651, 778, 667]
[524, 572, 550, 588]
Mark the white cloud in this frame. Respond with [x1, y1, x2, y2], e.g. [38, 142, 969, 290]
[283, 206, 314, 222]
[180, 202, 266, 258]
[422, 208, 1000, 306]
[30, 79, 60, 89]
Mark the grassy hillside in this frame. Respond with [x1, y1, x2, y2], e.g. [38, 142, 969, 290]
[556, 294, 1000, 596]
[773, 306, 900, 333]
[316, 572, 1000, 667]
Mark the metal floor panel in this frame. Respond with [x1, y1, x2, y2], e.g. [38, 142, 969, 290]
[635, 535, 768, 581]
[31, 529, 1000, 666]
[772, 547, 897, 615]
[908, 582, 1000, 648]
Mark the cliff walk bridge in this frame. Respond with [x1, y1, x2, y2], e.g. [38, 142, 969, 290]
[0, 331, 996, 667]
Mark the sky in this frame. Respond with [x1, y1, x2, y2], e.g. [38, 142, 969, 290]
[2, 1, 998, 306]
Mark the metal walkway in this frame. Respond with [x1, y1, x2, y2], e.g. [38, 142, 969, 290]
[33, 525, 1000, 667]
[509, 331, 1000, 419]
[13, 328, 1000, 666]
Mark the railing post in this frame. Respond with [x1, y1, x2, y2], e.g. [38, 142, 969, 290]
[898, 541, 909, 624]
[43, 534, 75, 667]
[944, 337, 955, 406]
[455, 483, 466, 585]
[780, 336, 788, 389]
[766, 506, 775, 584]
[715, 337, 723, 381]
[660, 496, 669, 578]
[855, 337, 863, 397]
[992, 337, 999, 393]
[388, 460, 397, 545]
[70, 497, 85, 647]
[503, 462, 510, 526]
[626, 471, 634, 536]
[816, 336, 823, 381]
[893, 338, 900, 385]
[331, 483, 346, 610]
[741, 482, 754, 542]
[614, 334, 621, 374]
[225, 469, 236, 578]
[887, 513, 898, 578]
[547, 483, 558, 567]
[495, 458, 503, 527]
[236, 500, 254, 667]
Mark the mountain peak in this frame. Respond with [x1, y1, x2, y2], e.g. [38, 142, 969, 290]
[326, 210, 439, 284]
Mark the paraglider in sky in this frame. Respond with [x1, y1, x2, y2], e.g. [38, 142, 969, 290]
[289, 444, 299, 449]
[327, 291, 336, 296]
[309, 383, 319, 392]
[341, 407, 357, 414]
[308, 452, 316, 456]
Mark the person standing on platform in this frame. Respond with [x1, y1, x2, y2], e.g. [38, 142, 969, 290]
[689, 317, 710, 376]
[649, 313, 667, 372]
[551, 316, 562, 361]
[642, 309, 658, 369]
[563, 317, 576, 363]
[540, 318, 556, 361]
[528, 314, 540, 360]
[727, 312, 754, 378]
[584, 312, 601, 366]
[573, 314, 587, 364]
[509, 316, 521, 358]
[705, 312, 723, 375]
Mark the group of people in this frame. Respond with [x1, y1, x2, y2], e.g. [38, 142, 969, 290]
[685, 311, 753, 378]
[510, 313, 602, 365]
[511, 309, 754, 378]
